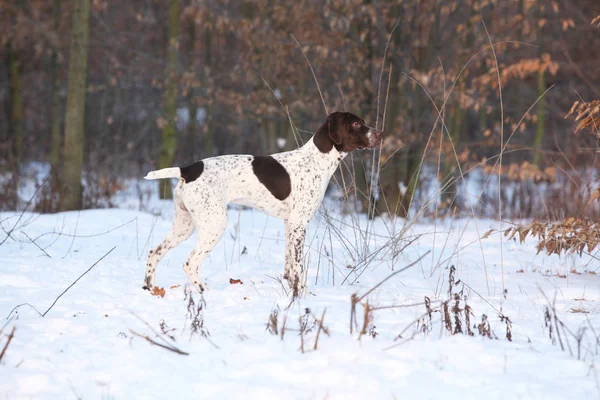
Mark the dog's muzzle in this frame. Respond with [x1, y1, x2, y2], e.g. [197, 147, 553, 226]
[368, 129, 383, 148]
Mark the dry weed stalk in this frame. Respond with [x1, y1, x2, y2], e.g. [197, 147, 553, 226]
[0, 325, 16, 363]
[477, 314, 493, 339]
[128, 312, 190, 355]
[184, 286, 209, 338]
[313, 309, 330, 351]
[266, 307, 328, 352]
[298, 308, 330, 353]
[544, 306, 555, 344]
[358, 300, 372, 339]
[129, 330, 189, 356]
[539, 289, 600, 361]
[386, 267, 513, 350]
[349, 252, 428, 335]
[159, 319, 176, 342]
[266, 306, 280, 336]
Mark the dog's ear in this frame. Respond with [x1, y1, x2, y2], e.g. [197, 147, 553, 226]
[314, 112, 345, 153]
[326, 112, 344, 145]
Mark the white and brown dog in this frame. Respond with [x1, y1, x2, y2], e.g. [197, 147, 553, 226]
[143, 111, 383, 297]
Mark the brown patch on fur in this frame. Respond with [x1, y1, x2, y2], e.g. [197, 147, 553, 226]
[180, 161, 205, 183]
[251, 156, 291, 201]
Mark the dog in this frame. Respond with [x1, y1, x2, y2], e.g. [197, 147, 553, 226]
[143, 111, 383, 297]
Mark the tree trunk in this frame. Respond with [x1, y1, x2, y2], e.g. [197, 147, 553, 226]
[376, 85, 404, 216]
[532, 0, 545, 165]
[158, 0, 180, 199]
[185, 19, 197, 162]
[533, 69, 545, 165]
[50, 0, 63, 205]
[7, 42, 23, 209]
[59, 0, 90, 211]
[203, 26, 215, 158]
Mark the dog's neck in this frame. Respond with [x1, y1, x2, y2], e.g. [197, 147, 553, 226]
[305, 136, 348, 165]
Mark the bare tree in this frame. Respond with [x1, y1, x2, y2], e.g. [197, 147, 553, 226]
[59, 0, 90, 211]
[158, 0, 180, 199]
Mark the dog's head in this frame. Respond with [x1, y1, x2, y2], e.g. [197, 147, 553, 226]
[313, 111, 383, 154]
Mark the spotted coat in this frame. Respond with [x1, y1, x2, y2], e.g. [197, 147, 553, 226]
[143, 111, 383, 297]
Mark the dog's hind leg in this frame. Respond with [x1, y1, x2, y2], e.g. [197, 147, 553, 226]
[144, 196, 194, 290]
[182, 204, 228, 293]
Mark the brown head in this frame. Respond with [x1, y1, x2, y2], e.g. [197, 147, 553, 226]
[313, 111, 383, 154]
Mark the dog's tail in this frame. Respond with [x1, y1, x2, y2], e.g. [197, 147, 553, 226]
[144, 167, 181, 180]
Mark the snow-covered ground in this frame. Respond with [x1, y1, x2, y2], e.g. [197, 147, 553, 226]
[1, 181, 600, 399]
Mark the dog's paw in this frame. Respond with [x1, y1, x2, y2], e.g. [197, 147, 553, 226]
[143, 276, 154, 291]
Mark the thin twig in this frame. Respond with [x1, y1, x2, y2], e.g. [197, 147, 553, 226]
[0, 177, 49, 247]
[370, 299, 442, 312]
[0, 326, 16, 362]
[482, 20, 505, 296]
[356, 251, 430, 303]
[291, 34, 328, 116]
[5, 303, 44, 320]
[23, 232, 51, 258]
[384, 305, 444, 351]
[42, 246, 116, 317]
[129, 330, 189, 356]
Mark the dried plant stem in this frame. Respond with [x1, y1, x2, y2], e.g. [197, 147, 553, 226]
[384, 306, 443, 351]
[356, 251, 429, 304]
[313, 309, 329, 350]
[0, 326, 16, 362]
[129, 330, 189, 356]
[482, 20, 505, 295]
[402, 70, 491, 294]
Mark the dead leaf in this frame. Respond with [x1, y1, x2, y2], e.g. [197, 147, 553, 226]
[170, 284, 180, 289]
[151, 286, 166, 297]
[229, 278, 244, 285]
[570, 308, 589, 314]
[481, 229, 494, 240]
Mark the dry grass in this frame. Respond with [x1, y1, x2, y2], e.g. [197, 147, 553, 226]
[265, 306, 329, 353]
[183, 285, 210, 339]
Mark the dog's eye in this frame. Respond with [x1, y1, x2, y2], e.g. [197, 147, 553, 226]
[351, 121, 360, 129]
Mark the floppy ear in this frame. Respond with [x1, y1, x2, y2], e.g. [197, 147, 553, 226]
[314, 112, 344, 153]
[327, 112, 344, 145]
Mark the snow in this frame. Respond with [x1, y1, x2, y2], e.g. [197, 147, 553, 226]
[1, 181, 600, 399]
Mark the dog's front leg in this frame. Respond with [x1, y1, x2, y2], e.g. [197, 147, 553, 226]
[284, 220, 307, 298]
